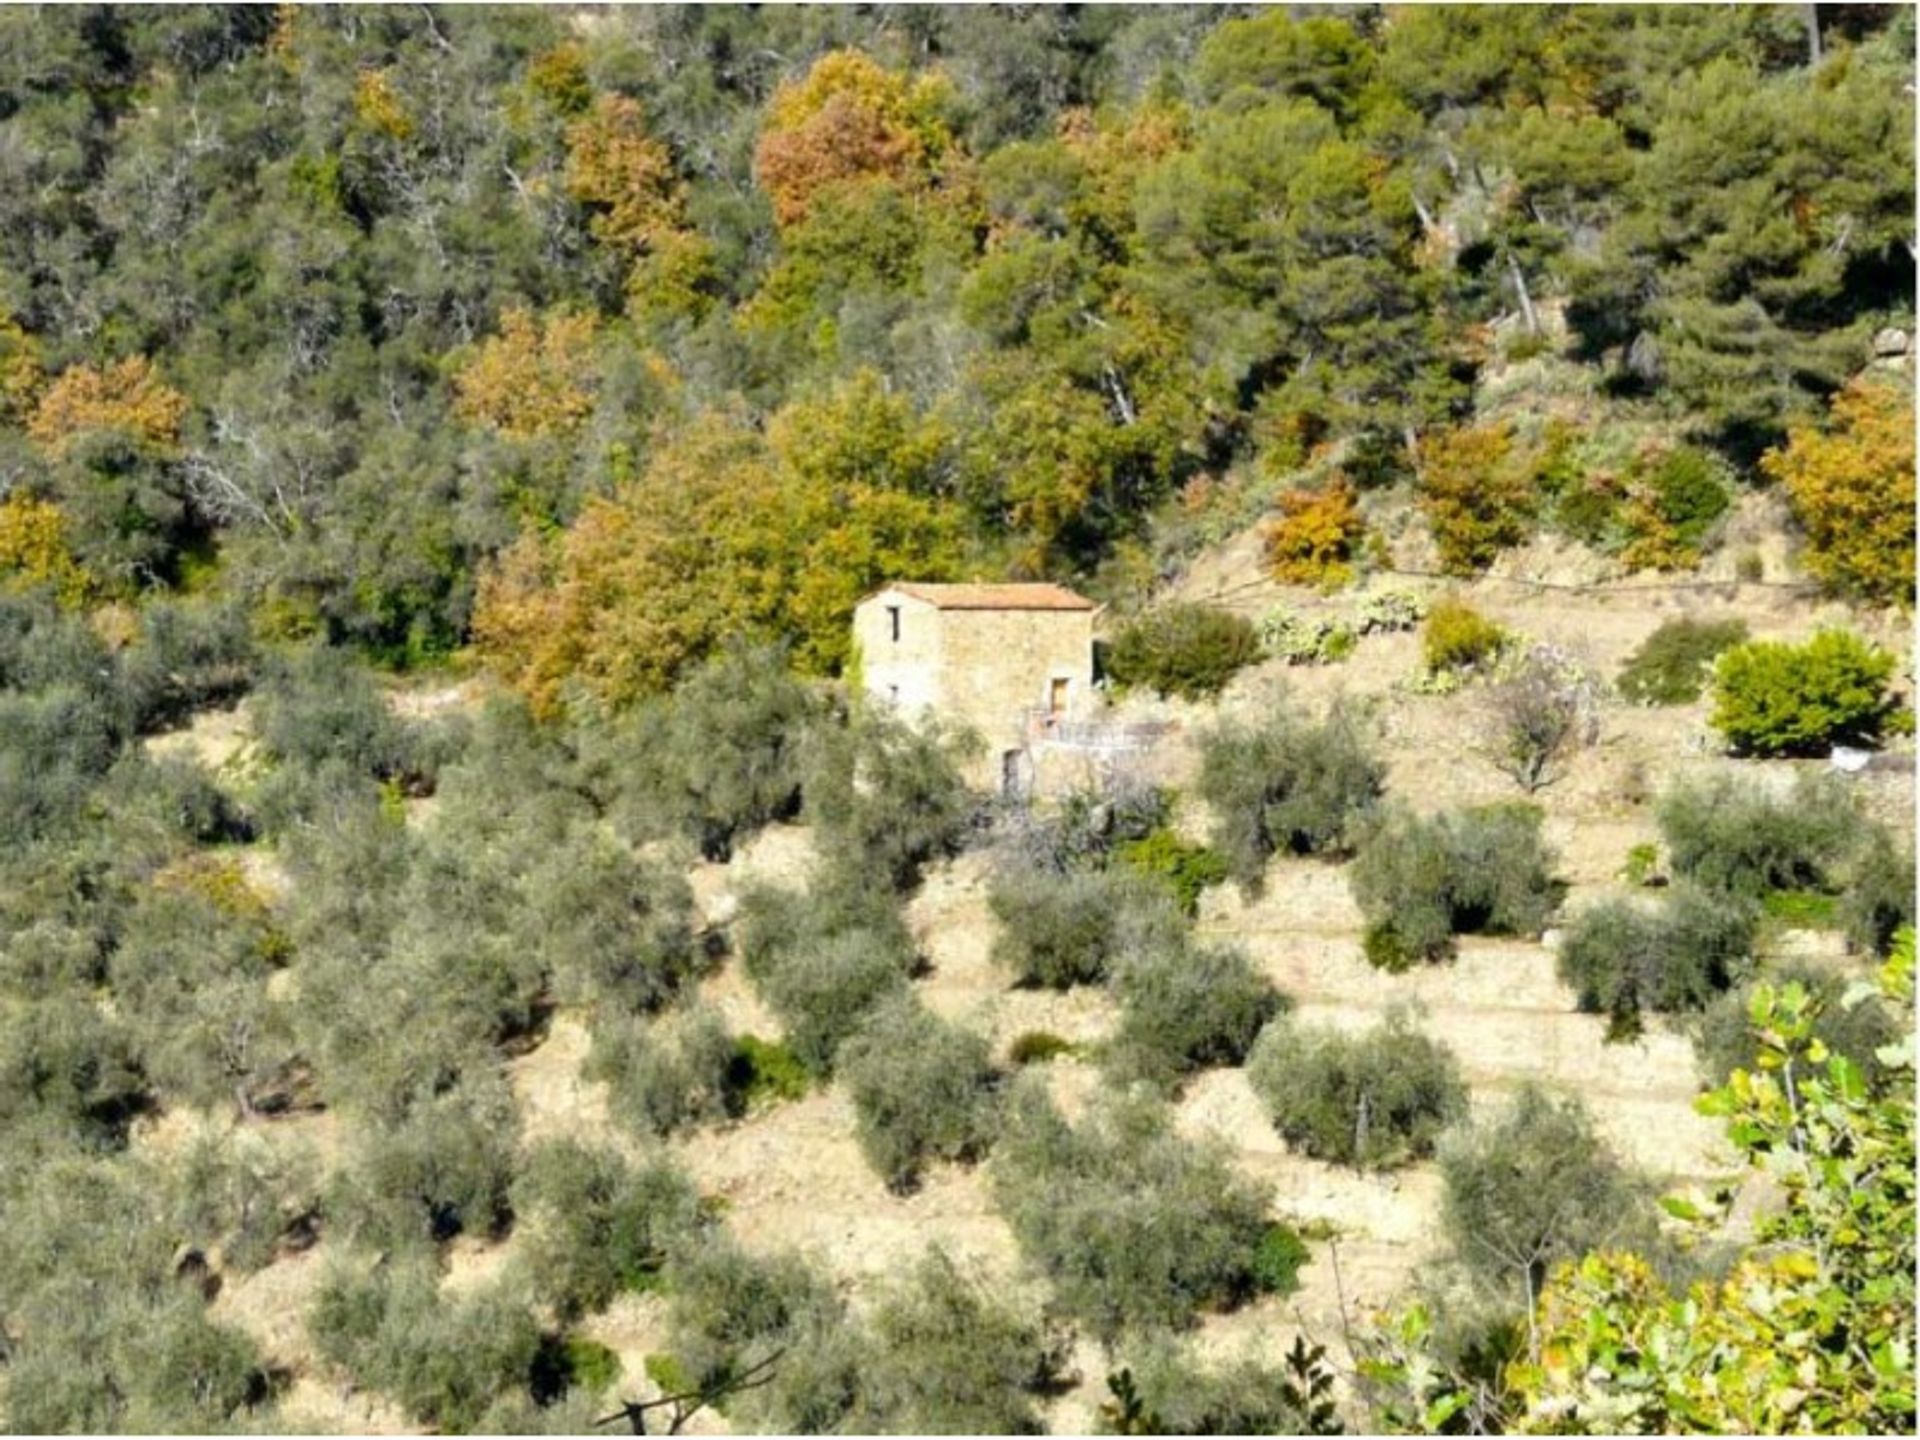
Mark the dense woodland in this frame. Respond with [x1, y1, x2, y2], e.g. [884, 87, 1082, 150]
[0, 4, 1915, 1436]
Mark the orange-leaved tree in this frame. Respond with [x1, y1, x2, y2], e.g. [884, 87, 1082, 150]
[1267, 477, 1367, 586]
[754, 49, 956, 228]
[472, 396, 969, 712]
[26, 356, 188, 459]
[473, 415, 798, 715]
[1762, 377, 1915, 607]
[1415, 422, 1535, 574]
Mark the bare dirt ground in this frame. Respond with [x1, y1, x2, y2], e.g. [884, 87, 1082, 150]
[158, 549, 1910, 1432]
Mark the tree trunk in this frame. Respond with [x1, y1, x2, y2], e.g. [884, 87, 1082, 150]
[1507, 251, 1541, 336]
[1804, 4, 1822, 67]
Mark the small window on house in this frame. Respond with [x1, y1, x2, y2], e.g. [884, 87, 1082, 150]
[888, 684, 899, 704]
[1048, 677, 1070, 716]
[887, 604, 901, 642]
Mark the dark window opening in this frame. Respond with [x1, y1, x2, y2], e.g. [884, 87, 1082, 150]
[887, 604, 901, 642]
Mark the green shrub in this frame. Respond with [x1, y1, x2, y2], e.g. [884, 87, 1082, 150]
[1690, 962, 1905, 1092]
[1621, 445, 1733, 569]
[1108, 1340, 1327, 1435]
[1195, 706, 1385, 889]
[1117, 827, 1231, 915]
[1422, 598, 1508, 674]
[598, 643, 819, 861]
[848, 1249, 1063, 1434]
[731, 1034, 812, 1107]
[1351, 803, 1561, 968]
[511, 1139, 705, 1320]
[1761, 889, 1841, 927]
[1438, 1084, 1655, 1302]
[1107, 937, 1283, 1090]
[553, 1336, 622, 1397]
[988, 864, 1181, 989]
[1843, 830, 1917, 957]
[1622, 841, 1663, 886]
[839, 1000, 1001, 1191]
[737, 870, 918, 1074]
[1657, 772, 1857, 898]
[1106, 603, 1263, 700]
[991, 1083, 1274, 1341]
[1617, 617, 1750, 705]
[1552, 475, 1626, 549]
[1250, 1223, 1311, 1297]
[803, 708, 979, 890]
[661, 1237, 858, 1427]
[1245, 1012, 1469, 1168]
[1555, 886, 1760, 1038]
[587, 1006, 740, 1137]
[310, 1259, 542, 1431]
[1710, 629, 1898, 756]
[1008, 1030, 1077, 1065]
[328, 1077, 518, 1252]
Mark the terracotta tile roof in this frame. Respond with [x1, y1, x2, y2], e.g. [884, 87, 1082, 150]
[887, 582, 1095, 612]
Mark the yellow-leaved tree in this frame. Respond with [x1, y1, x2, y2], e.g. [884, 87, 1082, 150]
[472, 391, 968, 713]
[452, 308, 601, 440]
[1266, 477, 1367, 586]
[0, 495, 90, 606]
[1762, 377, 1915, 606]
[26, 356, 188, 458]
[1415, 422, 1535, 574]
[0, 304, 44, 426]
[564, 94, 683, 253]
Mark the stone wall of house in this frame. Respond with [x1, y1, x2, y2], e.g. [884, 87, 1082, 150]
[852, 591, 944, 713]
[937, 606, 1093, 759]
[852, 588, 1095, 791]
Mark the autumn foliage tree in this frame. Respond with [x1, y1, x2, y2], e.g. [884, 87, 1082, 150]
[472, 403, 967, 711]
[754, 49, 957, 228]
[0, 496, 90, 606]
[564, 94, 685, 255]
[26, 357, 188, 458]
[1763, 378, 1916, 606]
[451, 308, 600, 440]
[1266, 478, 1367, 586]
[1415, 423, 1535, 574]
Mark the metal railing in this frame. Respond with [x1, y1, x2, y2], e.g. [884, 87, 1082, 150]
[1023, 709, 1171, 752]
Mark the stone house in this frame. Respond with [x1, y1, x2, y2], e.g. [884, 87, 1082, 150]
[851, 582, 1098, 795]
